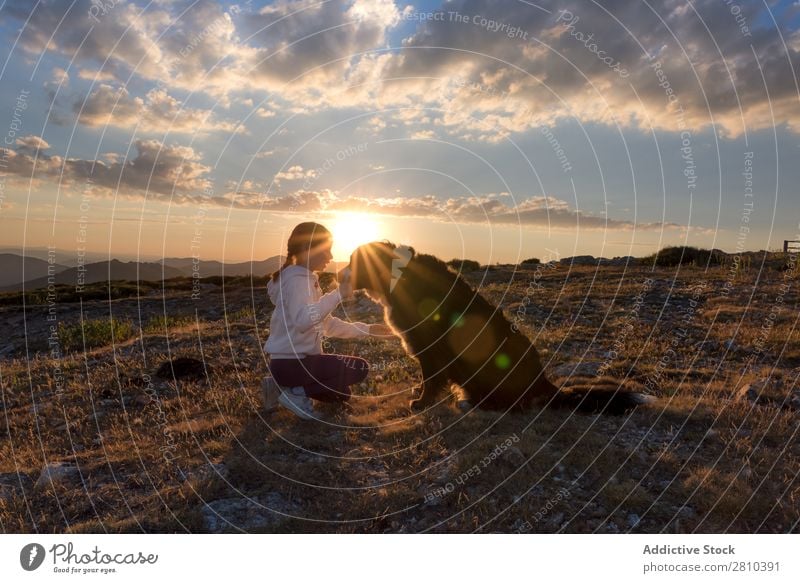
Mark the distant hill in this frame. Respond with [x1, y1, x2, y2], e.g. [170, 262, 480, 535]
[0, 253, 70, 287]
[161, 255, 285, 277]
[0, 247, 159, 266]
[2, 260, 185, 291]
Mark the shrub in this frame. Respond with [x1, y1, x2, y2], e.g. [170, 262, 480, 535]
[650, 246, 725, 267]
[521, 257, 541, 265]
[57, 317, 136, 351]
[446, 259, 481, 273]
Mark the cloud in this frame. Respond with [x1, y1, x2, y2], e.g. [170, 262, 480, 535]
[1, 134, 681, 231]
[15, 135, 51, 153]
[224, 188, 680, 231]
[5, 0, 172, 82]
[238, 0, 400, 89]
[384, 0, 800, 138]
[0, 138, 211, 201]
[75, 85, 239, 133]
[273, 165, 317, 184]
[6, 0, 798, 141]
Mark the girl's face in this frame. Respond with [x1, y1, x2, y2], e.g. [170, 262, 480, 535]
[297, 239, 333, 271]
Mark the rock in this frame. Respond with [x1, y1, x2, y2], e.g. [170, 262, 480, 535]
[627, 513, 641, 528]
[0, 472, 33, 501]
[547, 512, 565, 528]
[735, 377, 791, 408]
[504, 446, 526, 467]
[674, 505, 696, 520]
[552, 361, 602, 378]
[133, 393, 152, 406]
[179, 462, 229, 483]
[35, 462, 80, 491]
[201, 493, 297, 533]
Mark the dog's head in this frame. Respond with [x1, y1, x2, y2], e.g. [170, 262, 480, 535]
[338, 241, 415, 301]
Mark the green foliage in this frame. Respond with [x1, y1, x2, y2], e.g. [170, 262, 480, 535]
[142, 314, 197, 334]
[57, 317, 136, 351]
[227, 307, 255, 322]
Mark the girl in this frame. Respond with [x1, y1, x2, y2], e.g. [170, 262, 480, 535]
[261, 222, 392, 420]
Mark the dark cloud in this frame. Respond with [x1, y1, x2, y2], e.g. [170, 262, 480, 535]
[385, 0, 800, 137]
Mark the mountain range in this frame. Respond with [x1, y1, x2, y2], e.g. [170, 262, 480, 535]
[0, 254, 288, 291]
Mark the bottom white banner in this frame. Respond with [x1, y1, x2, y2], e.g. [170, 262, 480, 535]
[1, 534, 797, 582]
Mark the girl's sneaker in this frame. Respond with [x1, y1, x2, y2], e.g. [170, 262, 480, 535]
[260, 377, 281, 413]
[278, 386, 315, 420]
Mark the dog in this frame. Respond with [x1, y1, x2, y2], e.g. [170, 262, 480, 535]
[338, 241, 654, 415]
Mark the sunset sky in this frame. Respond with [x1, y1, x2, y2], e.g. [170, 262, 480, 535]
[0, 0, 798, 264]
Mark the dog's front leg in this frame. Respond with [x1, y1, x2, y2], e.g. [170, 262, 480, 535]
[409, 358, 448, 410]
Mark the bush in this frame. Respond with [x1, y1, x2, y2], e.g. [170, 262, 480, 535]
[521, 257, 540, 265]
[650, 246, 725, 267]
[57, 317, 136, 351]
[446, 259, 481, 273]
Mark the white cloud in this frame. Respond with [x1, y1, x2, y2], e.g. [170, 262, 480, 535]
[76, 84, 239, 134]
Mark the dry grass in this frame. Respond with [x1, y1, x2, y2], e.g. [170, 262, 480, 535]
[0, 264, 798, 533]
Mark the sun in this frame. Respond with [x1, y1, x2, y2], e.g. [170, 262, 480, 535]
[330, 213, 382, 259]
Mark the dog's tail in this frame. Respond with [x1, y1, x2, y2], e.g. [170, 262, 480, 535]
[532, 377, 656, 415]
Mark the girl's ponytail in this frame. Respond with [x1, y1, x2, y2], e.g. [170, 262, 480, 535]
[270, 222, 332, 283]
[270, 254, 294, 283]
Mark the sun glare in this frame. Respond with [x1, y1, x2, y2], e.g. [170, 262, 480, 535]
[330, 213, 382, 258]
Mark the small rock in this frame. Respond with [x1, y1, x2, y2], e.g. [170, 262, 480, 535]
[180, 462, 229, 483]
[0, 473, 33, 501]
[201, 493, 296, 533]
[504, 446, 526, 467]
[35, 462, 80, 491]
[627, 513, 641, 528]
[552, 361, 602, 378]
[134, 394, 152, 406]
[547, 512, 565, 527]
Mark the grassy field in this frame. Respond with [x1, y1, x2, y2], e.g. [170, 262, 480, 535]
[0, 258, 798, 533]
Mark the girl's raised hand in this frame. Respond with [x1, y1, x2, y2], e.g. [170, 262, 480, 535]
[369, 324, 395, 337]
[337, 274, 354, 299]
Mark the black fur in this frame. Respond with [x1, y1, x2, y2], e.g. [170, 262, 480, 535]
[156, 357, 209, 382]
[345, 242, 652, 415]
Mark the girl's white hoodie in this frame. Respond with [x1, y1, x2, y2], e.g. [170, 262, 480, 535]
[264, 265, 370, 359]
